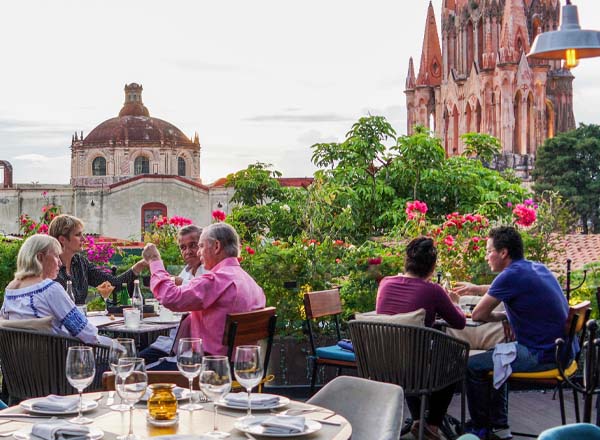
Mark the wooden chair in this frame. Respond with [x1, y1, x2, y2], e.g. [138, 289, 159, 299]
[223, 306, 277, 392]
[492, 300, 591, 438]
[304, 289, 356, 393]
[0, 327, 110, 404]
[103, 371, 199, 391]
[348, 320, 469, 440]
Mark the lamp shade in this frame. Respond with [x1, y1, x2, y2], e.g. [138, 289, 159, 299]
[528, 3, 600, 61]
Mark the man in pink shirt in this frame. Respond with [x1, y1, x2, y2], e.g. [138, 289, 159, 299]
[142, 222, 266, 356]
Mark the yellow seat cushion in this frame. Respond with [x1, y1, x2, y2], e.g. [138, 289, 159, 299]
[487, 360, 577, 381]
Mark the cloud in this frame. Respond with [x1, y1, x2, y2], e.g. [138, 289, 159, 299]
[10, 154, 71, 184]
[244, 113, 352, 123]
[297, 129, 339, 145]
[169, 59, 240, 72]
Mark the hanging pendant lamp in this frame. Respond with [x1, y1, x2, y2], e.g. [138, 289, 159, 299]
[527, 1, 600, 68]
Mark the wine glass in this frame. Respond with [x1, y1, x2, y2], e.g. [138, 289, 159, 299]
[233, 345, 263, 422]
[109, 338, 137, 411]
[65, 346, 96, 424]
[199, 356, 232, 438]
[177, 338, 203, 411]
[116, 358, 147, 440]
[97, 284, 115, 315]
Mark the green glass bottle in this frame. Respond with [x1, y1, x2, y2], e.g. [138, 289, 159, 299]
[119, 283, 131, 306]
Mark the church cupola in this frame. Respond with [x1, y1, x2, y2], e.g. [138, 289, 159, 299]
[118, 83, 150, 117]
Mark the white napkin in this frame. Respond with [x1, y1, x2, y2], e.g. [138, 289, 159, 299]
[30, 395, 80, 412]
[493, 342, 518, 389]
[152, 436, 212, 440]
[31, 420, 90, 440]
[259, 415, 306, 435]
[224, 393, 280, 408]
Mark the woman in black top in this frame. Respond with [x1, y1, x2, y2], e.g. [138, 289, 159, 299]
[48, 214, 147, 305]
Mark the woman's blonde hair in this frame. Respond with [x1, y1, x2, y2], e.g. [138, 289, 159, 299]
[48, 214, 84, 241]
[15, 234, 62, 280]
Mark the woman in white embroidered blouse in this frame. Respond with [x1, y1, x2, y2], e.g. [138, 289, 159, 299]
[1, 234, 104, 345]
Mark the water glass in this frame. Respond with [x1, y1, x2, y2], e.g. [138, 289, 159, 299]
[200, 356, 232, 438]
[109, 338, 137, 411]
[65, 346, 95, 424]
[116, 358, 147, 440]
[124, 308, 141, 329]
[177, 338, 203, 411]
[233, 345, 263, 421]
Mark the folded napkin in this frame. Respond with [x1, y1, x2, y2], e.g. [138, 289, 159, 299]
[152, 436, 212, 440]
[493, 341, 518, 389]
[31, 420, 90, 440]
[31, 395, 80, 412]
[224, 393, 280, 408]
[259, 415, 306, 435]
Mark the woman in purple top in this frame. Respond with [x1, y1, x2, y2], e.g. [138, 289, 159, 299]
[376, 236, 465, 440]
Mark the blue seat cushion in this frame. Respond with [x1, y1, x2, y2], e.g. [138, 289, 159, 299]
[316, 345, 356, 362]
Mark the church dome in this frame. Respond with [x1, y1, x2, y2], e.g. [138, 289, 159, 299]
[83, 83, 194, 146]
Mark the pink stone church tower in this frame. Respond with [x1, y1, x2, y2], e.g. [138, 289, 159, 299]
[405, 0, 575, 176]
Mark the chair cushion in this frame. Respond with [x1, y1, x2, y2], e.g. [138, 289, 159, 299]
[509, 360, 578, 380]
[447, 322, 506, 351]
[315, 345, 356, 363]
[355, 308, 426, 327]
[0, 316, 53, 332]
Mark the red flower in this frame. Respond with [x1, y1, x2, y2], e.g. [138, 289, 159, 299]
[335, 258, 342, 264]
[38, 224, 48, 234]
[334, 240, 345, 246]
[513, 204, 536, 227]
[368, 257, 382, 265]
[212, 210, 226, 222]
[245, 246, 255, 255]
[444, 235, 455, 247]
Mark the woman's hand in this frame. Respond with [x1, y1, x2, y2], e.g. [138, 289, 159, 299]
[131, 259, 149, 276]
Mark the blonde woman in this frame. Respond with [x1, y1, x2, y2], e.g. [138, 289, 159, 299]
[49, 214, 147, 305]
[1, 234, 105, 344]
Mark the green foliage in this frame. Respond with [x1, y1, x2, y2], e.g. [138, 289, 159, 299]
[460, 132, 501, 163]
[0, 238, 23, 303]
[533, 124, 600, 233]
[225, 162, 283, 206]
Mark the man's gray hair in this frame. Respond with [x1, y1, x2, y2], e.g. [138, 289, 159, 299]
[202, 223, 240, 258]
[177, 224, 202, 240]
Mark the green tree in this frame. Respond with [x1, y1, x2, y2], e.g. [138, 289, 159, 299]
[225, 162, 283, 206]
[460, 132, 501, 163]
[533, 124, 600, 233]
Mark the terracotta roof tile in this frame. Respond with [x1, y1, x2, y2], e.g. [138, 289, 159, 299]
[550, 234, 600, 273]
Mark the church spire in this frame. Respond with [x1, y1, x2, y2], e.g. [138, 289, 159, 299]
[499, 0, 531, 63]
[406, 57, 416, 90]
[416, 1, 443, 86]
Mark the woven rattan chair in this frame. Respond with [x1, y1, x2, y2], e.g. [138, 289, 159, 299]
[0, 327, 110, 404]
[348, 320, 469, 440]
[307, 375, 404, 440]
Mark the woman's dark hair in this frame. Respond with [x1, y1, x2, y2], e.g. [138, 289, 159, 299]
[488, 226, 524, 260]
[404, 237, 437, 278]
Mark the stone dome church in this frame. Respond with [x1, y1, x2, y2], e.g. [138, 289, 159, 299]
[71, 83, 201, 187]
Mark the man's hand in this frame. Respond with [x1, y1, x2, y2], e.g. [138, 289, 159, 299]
[131, 259, 149, 276]
[142, 243, 161, 263]
[448, 288, 460, 304]
[452, 281, 489, 296]
[173, 276, 184, 286]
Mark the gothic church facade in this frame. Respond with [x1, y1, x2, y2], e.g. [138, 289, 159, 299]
[405, 0, 575, 173]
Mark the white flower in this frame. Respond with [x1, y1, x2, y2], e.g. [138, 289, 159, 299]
[281, 204, 291, 212]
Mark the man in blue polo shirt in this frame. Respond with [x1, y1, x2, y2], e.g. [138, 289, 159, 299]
[454, 226, 569, 440]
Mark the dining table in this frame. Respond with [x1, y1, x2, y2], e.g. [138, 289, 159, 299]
[0, 392, 352, 440]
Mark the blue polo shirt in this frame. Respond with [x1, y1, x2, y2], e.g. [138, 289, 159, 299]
[489, 259, 569, 363]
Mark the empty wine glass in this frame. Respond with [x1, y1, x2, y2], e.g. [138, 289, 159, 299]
[177, 338, 203, 411]
[200, 356, 232, 438]
[233, 345, 263, 422]
[109, 338, 137, 411]
[65, 346, 96, 425]
[116, 358, 147, 440]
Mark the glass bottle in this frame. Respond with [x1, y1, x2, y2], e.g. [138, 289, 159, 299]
[119, 283, 130, 306]
[132, 280, 144, 316]
[66, 280, 75, 303]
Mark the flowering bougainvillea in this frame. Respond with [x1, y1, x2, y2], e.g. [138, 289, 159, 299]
[84, 236, 116, 269]
[513, 199, 537, 227]
[143, 215, 194, 267]
[18, 193, 62, 238]
[212, 210, 227, 222]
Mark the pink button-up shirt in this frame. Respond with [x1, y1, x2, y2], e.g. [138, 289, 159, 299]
[149, 257, 266, 356]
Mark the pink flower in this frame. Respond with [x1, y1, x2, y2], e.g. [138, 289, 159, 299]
[506, 202, 513, 208]
[472, 236, 481, 243]
[524, 199, 534, 206]
[444, 235, 455, 247]
[212, 210, 226, 222]
[513, 204, 537, 227]
[37, 224, 48, 234]
[405, 200, 428, 219]
[368, 257, 382, 265]
[41, 191, 47, 197]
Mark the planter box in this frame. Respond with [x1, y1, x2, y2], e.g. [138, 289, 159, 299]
[267, 335, 356, 387]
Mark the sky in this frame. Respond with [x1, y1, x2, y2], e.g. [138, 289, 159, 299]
[0, 0, 599, 185]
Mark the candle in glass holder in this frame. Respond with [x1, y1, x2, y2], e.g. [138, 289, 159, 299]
[147, 383, 178, 422]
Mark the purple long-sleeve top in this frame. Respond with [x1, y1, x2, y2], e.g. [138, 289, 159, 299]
[376, 275, 466, 329]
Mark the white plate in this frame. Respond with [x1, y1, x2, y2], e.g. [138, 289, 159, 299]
[19, 398, 98, 415]
[234, 416, 321, 437]
[143, 317, 181, 325]
[13, 426, 104, 440]
[216, 394, 290, 411]
[140, 387, 191, 401]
